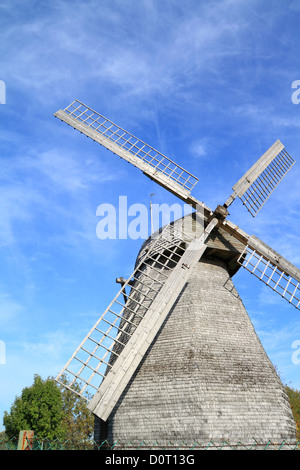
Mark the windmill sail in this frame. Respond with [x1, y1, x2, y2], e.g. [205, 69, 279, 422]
[56, 216, 219, 421]
[225, 140, 295, 216]
[54, 100, 200, 205]
[55, 223, 187, 402]
[237, 235, 300, 310]
[222, 220, 300, 310]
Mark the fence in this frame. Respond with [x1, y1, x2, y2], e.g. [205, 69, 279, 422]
[0, 436, 299, 450]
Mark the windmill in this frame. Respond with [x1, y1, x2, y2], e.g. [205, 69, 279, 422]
[54, 100, 299, 447]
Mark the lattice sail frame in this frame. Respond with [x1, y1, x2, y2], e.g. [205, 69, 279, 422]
[226, 140, 295, 216]
[55, 221, 200, 403]
[238, 149, 295, 216]
[237, 240, 300, 310]
[54, 100, 198, 201]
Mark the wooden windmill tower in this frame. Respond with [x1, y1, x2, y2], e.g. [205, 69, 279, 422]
[54, 100, 299, 447]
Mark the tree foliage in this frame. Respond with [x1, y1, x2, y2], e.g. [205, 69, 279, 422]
[285, 385, 300, 441]
[3, 373, 94, 442]
[3, 374, 65, 440]
[56, 373, 94, 443]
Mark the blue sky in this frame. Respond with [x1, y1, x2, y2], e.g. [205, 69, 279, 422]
[1, 0, 300, 432]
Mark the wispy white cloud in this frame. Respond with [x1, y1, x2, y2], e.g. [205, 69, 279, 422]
[0, 146, 120, 245]
[0, 291, 24, 332]
[189, 137, 218, 159]
[0, 0, 265, 109]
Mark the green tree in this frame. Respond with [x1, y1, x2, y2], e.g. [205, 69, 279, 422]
[3, 374, 66, 440]
[56, 373, 94, 443]
[3, 373, 94, 444]
[285, 385, 300, 441]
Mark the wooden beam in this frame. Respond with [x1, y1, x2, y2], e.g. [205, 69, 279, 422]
[222, 220, 300, 281]
[88, 218, 219, 421]
[232, 140, 284, 198]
